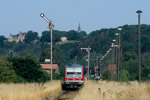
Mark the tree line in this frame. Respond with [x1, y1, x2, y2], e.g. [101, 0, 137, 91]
[0, 24, 150, 82]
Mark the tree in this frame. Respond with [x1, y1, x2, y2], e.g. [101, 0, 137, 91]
[0, 35, 6, 48]
[13, 42, 25, 53]
[24, 31, 39, 44]
[0, 56, 20, 83]
[122, 52, 137, 62]
[141, 35, 150, 53]
[121, 70, 129, 82]
[39, 47, 63, 65]
[66, 30, 87, 41]
[141, 53, 150, 80]
[8, 55, 50, 82]
[40, 31, 50, 42]
[53, 30, 66, 43]
[4, 41, 16, 49]
[102, 71, 111, 80]
[122, 52, 138, 80]
[40, 30, 66, 43]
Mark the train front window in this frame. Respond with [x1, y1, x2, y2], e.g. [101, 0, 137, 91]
[67, 72, 81, 75]
[66, 68, 82, 78]
[76, 72, 81, 75]
[67, 72, 74, 75]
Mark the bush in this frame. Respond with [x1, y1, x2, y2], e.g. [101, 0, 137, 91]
[8, 55, 50, 82]
[121, 70, 129, 82]
[102, 71, 111, 80]
[0, 56, 20, 83]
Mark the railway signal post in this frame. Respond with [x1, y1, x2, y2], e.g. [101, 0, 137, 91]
[40, 13, 54, 82]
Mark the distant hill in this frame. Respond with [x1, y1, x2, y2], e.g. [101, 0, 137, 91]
[0, 24, 150, 61]
[0, 24, 150, 80]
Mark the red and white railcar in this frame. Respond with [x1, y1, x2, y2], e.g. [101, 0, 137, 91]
[63, 64, 84, 89]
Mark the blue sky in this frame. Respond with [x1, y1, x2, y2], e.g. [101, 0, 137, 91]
[0, 0, 149, 37]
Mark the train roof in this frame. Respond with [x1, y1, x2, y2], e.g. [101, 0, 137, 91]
[65, 64, 83, 68]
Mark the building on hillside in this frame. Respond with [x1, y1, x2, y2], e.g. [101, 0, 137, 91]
[8, 31, 26, 43]
[40, 63, 59, 74]
[60, 37, 68, 42]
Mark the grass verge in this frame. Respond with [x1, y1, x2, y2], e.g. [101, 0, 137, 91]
[74, 81, 150, 100]
[0, 81, 61, 100]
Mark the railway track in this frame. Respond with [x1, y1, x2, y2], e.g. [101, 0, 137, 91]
[54, 90, 79, 100]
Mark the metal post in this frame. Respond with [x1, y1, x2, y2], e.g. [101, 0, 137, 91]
[115, 42, 118, 81]
[115, 33, 119, 81]
[75, 56, 77, 64]
[96, 56, 99, 77]
[81, 46, 91, 80]
[50, 27, 53, 82]
[118, 28, 122, 81]
[40, 13, 54, 82]
[136, 10, 142, 84]
[88, 49, 90, 79]
[111, 42, 115, 81]
[111, 45, 114, 81]
[100, 63, 102, 77]
[109, 49, 112, 80]
[119, 31, 121, 81]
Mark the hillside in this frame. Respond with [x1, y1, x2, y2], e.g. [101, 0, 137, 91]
[0, 24, 150, 81]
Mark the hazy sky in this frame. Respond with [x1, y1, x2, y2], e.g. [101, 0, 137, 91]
[0, 0, 149, 37]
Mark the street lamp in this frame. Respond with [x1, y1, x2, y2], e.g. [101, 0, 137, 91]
[40, 13, 54, 82]
[115, 33, 119, 81]
[81, 46, 91, 80]
[115, 33, 119, 36]
[118, 28, 122, 81]
[136, 10, 142, 84]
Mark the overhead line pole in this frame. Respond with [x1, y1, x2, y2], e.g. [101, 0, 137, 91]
[136, 10, 142, 84]
[118, 28, 122, 81]
[81, 46, 91, 80]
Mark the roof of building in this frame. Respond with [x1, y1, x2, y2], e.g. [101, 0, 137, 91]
[9, 32, 26, 39]
[105, 64, 116, 71]
[66, 64, 83, 68]
[19, 32, 26, 35]
[12, 35, 18, 40]
[40, 63, 59, 73]
[40, 64, 58, 70]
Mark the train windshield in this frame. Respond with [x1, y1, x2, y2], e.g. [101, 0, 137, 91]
[66, 68, 82, 78]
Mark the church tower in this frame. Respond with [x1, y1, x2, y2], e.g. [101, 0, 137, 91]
[78, 23, 81, 33]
